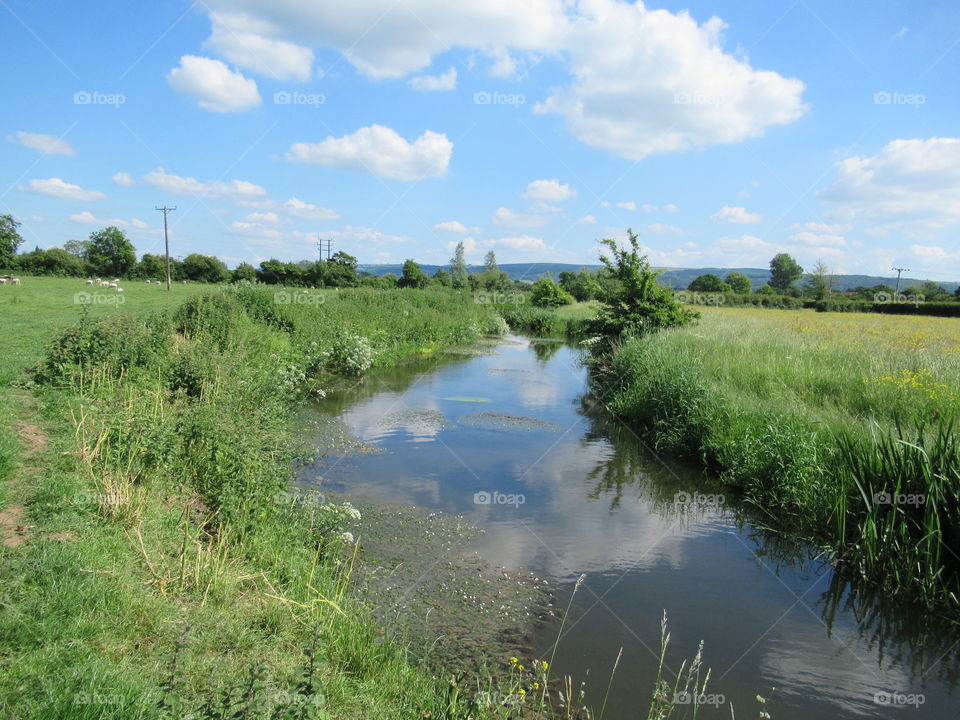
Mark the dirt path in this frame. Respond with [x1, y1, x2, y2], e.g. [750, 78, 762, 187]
[0, 398, 48, 547]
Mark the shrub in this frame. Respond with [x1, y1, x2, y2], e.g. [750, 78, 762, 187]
[530, 276, 574, 308]
[326, 332, 373, 376]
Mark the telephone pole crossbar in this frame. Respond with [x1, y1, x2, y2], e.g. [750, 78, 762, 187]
[156, 206, 177, 290]
[891, 266, 910, 292]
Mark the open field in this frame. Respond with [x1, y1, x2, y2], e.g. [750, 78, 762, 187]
[603, 306, 960, 609]
[0, 277, 210, 385]
[0, 281, 561, 720]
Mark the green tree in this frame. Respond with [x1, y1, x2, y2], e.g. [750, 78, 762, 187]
[904, 281, 951, 301]
[231, 262, 257, 283]
[530, 275, 574, 308]
[480, 250, 508, 290]
[725, 272, 752, 294]
[0, 214, 24, 269]
[559, 270, 600, 301]
[755, 284, 776, 295]
[769, 253, 804, 294]
[16, 247, 85, 276]
[399, 259, 428, 288]
[182, 253, 229, 283]
[803, 260, 832, 300]
[84, 226, 136, 277]
[592, 229, 696, 338]
[450, 242, 468, 289]
[432, 269, 452, 287]
[324, 251, 358, 287]
[687, 274, 730, 292]
[63, 239, 91, 258]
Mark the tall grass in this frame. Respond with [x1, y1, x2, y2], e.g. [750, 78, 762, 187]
[600, 307, 960, 612]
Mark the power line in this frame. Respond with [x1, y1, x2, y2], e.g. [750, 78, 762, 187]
[156, 206, 176, 290]
[891, 266, 910, 292]
[317, 237, 333, 261]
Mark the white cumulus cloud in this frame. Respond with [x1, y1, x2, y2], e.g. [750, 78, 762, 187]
[434, 220, 480, 234]
[23, 178, 105, 201]
[522, 178, 577, 202]
[286, 124, 452, 180]
[143, 167, 267, 199]
[492, 207, 550, 228]
[819, 137, 960, 233]
[206, 14, 314, 81]
[8, 131, 75, 156]
[112, 172, 135, 187]
[409, 66, 457, 91]
[167, 55, 261, 112]
[711, 205, 763, 224]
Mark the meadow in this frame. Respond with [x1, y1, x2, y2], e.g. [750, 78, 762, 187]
[0, 279, 555, 720]
[600, 306, 960, 610]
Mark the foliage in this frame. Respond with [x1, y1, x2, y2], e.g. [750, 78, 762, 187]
[0, 213, 23, 269]
[231, 262, 258, 283]
[687, 274, 730, 293]
[558, 270, 600, 302]
[724, 272, 752, 294]
[85, 226, 137, 278]
[326, 332, 374, 376]
[450, 242, 468, 289]
[182, 253, 229, 283]
[590, 230, 696, 340]
[398, 259, 428, 289]
[769, 252, 804, 294]
[529, 276, 574, 308]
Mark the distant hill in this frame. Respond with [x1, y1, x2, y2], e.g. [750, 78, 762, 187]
[358, 263, 958, 293]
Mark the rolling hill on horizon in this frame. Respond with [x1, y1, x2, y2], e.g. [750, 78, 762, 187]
[358, 263, 959, 293]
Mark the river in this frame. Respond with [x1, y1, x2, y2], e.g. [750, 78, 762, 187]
[301, 335, 960, 719]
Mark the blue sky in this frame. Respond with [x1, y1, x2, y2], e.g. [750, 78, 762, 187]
[2, 0, 959, 280]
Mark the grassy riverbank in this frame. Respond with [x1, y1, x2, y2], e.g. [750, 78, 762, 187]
[599, 307, 960, 611]
[0, 282, 548, 719]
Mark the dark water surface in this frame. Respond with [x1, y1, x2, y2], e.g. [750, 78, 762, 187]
[303, 336, 960, 719]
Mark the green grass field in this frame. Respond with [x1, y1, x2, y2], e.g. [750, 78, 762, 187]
[0, 279, 611, 720]
[603, 306, 960, 610]
[0, 277, 209, 385]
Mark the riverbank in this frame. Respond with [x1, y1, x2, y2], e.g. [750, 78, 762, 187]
[0, 284, 550, 719]
[597, 306, 960, 612]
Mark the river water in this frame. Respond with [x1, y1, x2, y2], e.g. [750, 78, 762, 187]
[303, 335, 960, 719]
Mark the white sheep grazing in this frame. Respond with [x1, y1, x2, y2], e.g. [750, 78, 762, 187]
[116, 287, 124, 292]
[0, 278, 6, 285]
[86, 279, 94, 285]
[112, 278, 120, 283]
[109, 282, 118, 289]
[10, 278, 20, 285]
[155, 280, 162, 285]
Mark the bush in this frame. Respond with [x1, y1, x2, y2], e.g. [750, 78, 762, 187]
[529, 276, 574, 308]
[326, 332, 373, 376]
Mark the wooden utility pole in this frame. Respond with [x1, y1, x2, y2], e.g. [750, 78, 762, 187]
[891, 266, 909, 292]
[156, 206, 176, 290]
